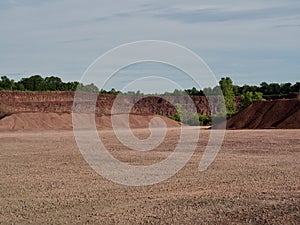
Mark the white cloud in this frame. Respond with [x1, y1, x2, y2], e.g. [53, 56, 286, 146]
[0, 0, 299, 86]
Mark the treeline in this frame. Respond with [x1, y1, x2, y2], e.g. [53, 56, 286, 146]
[182, 82, 300, 96]
[0, 74, 299, 96]
[0, 75, 95, 92]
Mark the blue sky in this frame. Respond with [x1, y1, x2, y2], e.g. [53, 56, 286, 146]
[1, 0, 300, 90]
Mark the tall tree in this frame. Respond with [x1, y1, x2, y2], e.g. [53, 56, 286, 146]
[219, 77, 237, 114]
[0, 76, 15, 90]
[20, 75, 47, 91]
[45, 76, 63, 91]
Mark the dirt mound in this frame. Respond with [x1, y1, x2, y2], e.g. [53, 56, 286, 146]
[222, 99, 300, 129]
[0, 112, 180, 131]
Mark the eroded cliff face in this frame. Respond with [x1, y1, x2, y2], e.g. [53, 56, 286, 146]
[0, 91, 225, 116]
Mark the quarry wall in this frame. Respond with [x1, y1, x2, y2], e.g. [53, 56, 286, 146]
[0, 91, 225, 116]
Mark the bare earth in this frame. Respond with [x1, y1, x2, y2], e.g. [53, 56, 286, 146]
[0, 128, 299, 224]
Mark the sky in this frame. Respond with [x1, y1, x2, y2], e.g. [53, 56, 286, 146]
[0, 0, 300, 91]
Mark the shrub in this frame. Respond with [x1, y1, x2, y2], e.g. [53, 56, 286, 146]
[241, 91, 265, 109]
[168, 104, 213, 126]
[198, 114, 211, 126]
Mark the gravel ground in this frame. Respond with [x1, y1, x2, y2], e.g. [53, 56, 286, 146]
[0, 128, 299, 224]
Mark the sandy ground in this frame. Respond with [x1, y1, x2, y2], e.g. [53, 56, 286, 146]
[0, 128, 299, 224]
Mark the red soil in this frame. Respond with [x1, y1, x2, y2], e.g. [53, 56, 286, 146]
[0, 112, 180, 131]
[224, 99, 300, 129]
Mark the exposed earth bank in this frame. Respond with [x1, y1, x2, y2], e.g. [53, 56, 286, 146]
[0, 112, 180, 131]
[222, 99, 300, 129]
[0, 91, 299, 130]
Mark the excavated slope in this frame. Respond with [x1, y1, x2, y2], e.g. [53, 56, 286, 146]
[224, 99, 300, 129]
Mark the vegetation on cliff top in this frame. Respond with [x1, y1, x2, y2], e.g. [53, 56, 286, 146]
[0, 74, 299, 95]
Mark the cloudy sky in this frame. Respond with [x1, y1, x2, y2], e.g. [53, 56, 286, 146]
[1, 0, 300, 90]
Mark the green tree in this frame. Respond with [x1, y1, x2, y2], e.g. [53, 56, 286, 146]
[45, 76, 63, 91]
[241, 91, 264, 108]
[203, 87, 213, 95]
[77, 83, 99, 93]
[20, 75, 47, 91]
[198, 114, 211, 126]
[66, 81, 79, 91]
[15, 82, 25, 91]
[291, 82, 300, 93]
[280, 83, 292, 95]
[172, 89, 185, 96]
[108, 88, 120, 95]
[203, 86, 222, 96]
[269, 83, 281, 95]
[170, 104, 199, 126]
[0, 76, 15, 90]
[185, 87, 204, 96]
[219, 77, 236, 114]
[259, 82, 269, 95]
[232, 85, 240, 96]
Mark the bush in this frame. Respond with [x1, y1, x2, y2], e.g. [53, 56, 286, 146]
[198, 114, 211, 126]
[169, 104, 212, 126]
[241, 91, 265, 109]
[169, 114, 181, 123]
